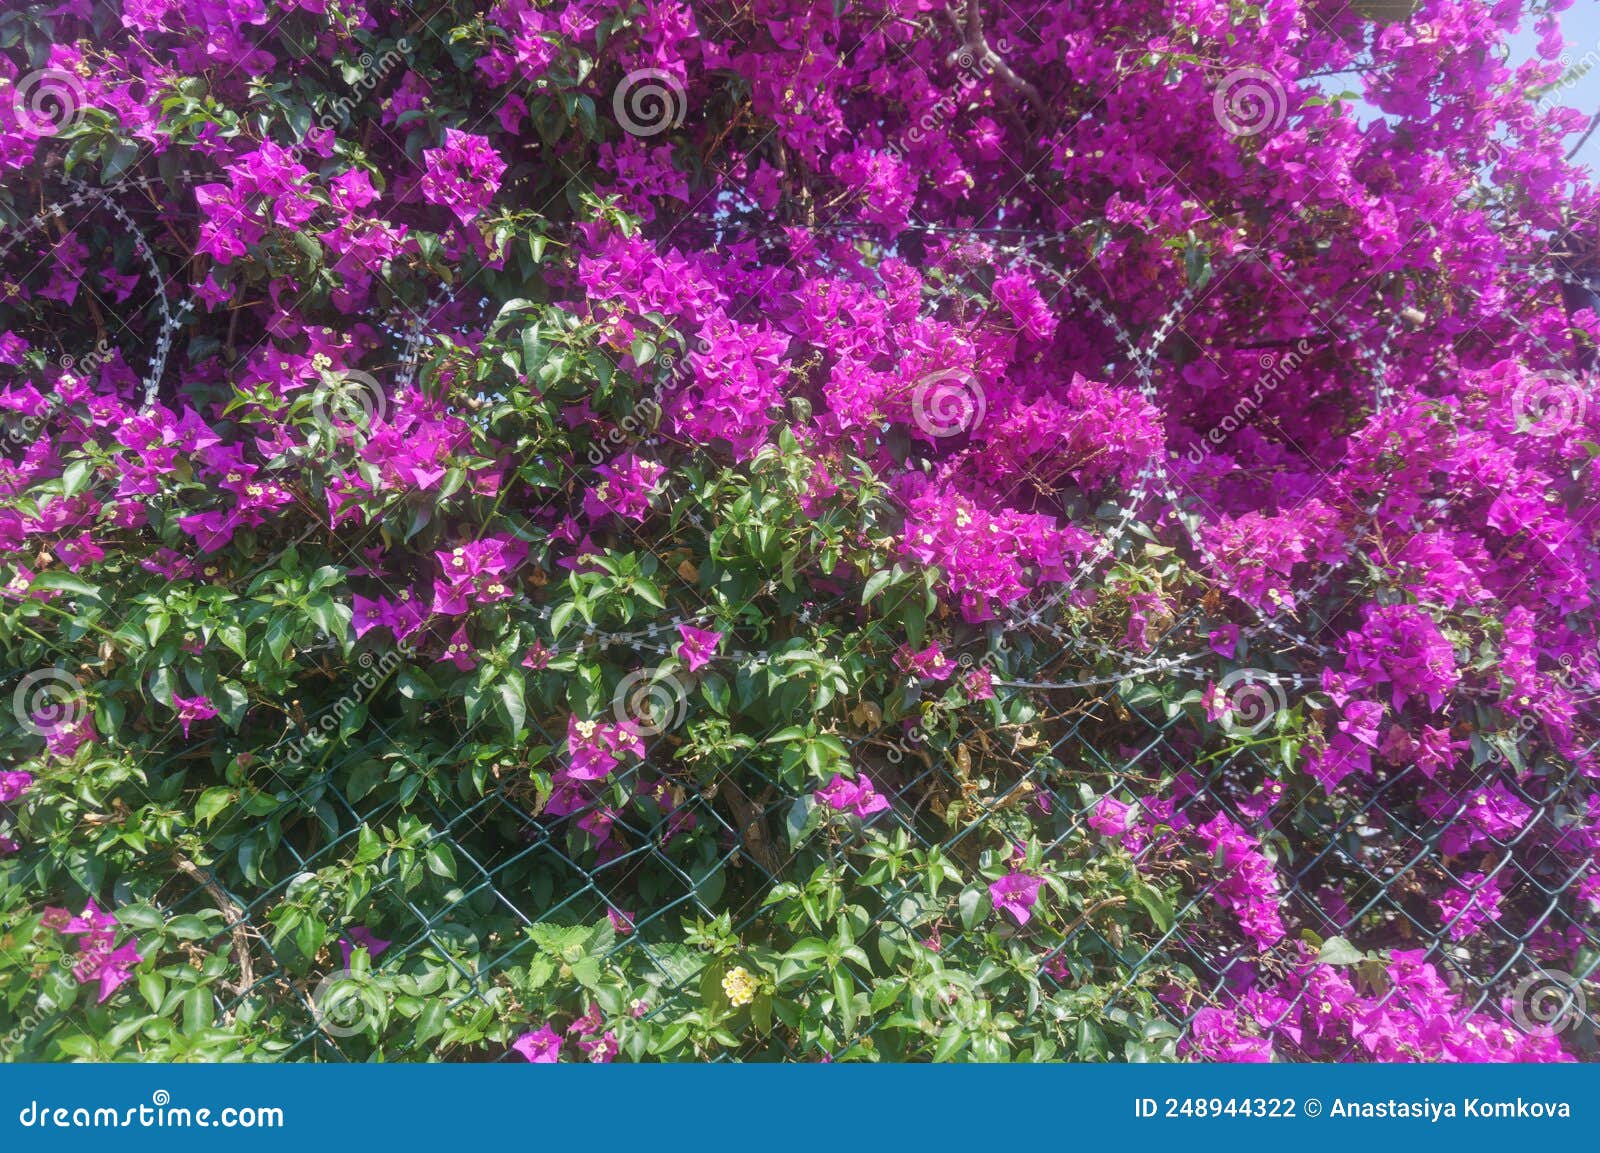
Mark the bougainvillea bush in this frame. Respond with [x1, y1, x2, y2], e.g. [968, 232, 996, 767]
[2, 0, 1598, 1062]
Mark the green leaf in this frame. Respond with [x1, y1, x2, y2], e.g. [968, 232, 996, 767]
[138, 972, 165, 1013]
[183, 987, 215, 1032]
[496, 678, 527, 736]
[832, 968, 855, 1031]
[29, 571, 100, 598]
[784, 938, 831, 963]
[862, 569, 894, 605]
[1317, 936, 1365, 965]
[414, 1000, 450, 1047]
[1131, 882, 1173, 933]
[424, 843, 456, 880]
[194, 788, 234, 826]
[932, 1023, 966, 1062]
[101, 139, 141, 185]
[958, 884, 991, 930]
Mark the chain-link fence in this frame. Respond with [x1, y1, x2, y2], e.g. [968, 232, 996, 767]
[3, 185, 1597, 1062]
[87, 478, 1594, 1064]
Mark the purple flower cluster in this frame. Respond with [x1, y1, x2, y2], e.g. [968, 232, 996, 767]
[2, 0, 1596, 1064]
[42, 901, 142, 1003]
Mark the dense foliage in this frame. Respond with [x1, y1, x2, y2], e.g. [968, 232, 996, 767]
[1, 0, 1598, 1062]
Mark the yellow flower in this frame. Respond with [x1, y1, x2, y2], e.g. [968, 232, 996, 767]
[720, 966, 756, 1007]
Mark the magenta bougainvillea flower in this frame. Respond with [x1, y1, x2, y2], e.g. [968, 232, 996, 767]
[3, 0, 1597, 1068]
[46, 900, 142, 1003]
[41, 713, 96, 760]
[79, 940, 143, 1003]
[59, 900, 118, 938]
[170, 694, 218, 739]
[419, 129, 507, 226]
[583, 454, 666, 523]
[577, 1030, 619, 1063]
[813, 773, 890, 819]
[564, 716, 645, 782]
[512, 1026, 562, 1063]
[675, 624, 722, 672]
[339, 927, 392, 969]
[1434, 872, 1506, 941]
[1088, 796, 1133, 840]
[894, 643, 956, 681]
[0, 771, 32, 804]
[988, 873, 1043, 927]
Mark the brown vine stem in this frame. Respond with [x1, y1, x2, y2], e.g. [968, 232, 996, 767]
[1567, 111, 1600, 163]
[1057, 896, 1128, 939]
[171, 851, 257, 1002]
[949, 1, 1045, 108]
